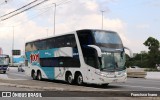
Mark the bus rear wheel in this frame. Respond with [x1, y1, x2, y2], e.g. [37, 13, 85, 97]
[31, 71, 37, 80]
[76, 74, 83, 85]
[37, 71, 42, 81]
[101, 83, 109, 87]
[67, 74, 73, 84]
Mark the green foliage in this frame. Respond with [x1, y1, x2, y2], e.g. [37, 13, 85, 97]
[143, 37, 160, 68]
[125, 53, 149, 68]
[126, 37, 160, 69]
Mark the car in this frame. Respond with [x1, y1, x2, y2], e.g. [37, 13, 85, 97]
[127, 66, 147, 78]
[129, 66, 140, 69]
[18, 64, 25, 72]
[156, 64, 160, 71]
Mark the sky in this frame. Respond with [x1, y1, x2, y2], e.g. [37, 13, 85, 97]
[0, 0, 159, 56]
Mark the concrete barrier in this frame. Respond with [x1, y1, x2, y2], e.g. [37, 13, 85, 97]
[127, 68, 147, 78]
[145, 72, 160, 80]
[127, 72, 147, 78]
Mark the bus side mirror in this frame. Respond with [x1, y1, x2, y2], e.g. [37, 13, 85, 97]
[124, 47, 133, 58]
[87, 45, 102, 57]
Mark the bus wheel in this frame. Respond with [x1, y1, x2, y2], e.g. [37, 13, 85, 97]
[3, 71, 6, 74]
[31, 71, 36, 80]
[101, 83, 109, 87]
[76, 74, 83, 85]
[37, 71, 42, 81]
[67, 74, 73, 84]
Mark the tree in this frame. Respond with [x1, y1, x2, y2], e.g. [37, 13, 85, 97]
[143, 37, 160, 68]
[125, 53, 149, 68]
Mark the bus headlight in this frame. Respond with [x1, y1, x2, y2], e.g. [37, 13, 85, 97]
[96, 72, 107, 77]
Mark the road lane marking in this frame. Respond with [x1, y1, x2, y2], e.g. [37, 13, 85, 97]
[117, 84, 160, 90]
[0, 74, 9, 79]
[127, 78, 160, 83]
[7, 72, 26, 77]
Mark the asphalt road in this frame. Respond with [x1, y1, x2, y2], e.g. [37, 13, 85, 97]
[0, 67, 160, 99]
[0, 85, 159, 100]
[0, 67, 160, 92]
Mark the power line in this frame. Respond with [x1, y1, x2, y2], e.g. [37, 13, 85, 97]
[1, 0, 49, 21]
[0, 0, 7, 5]
[0, 0, 70, 26]
[15, 6, 53, 27]
[0, 0, 39, 18]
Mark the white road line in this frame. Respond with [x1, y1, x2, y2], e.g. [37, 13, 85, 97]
[118, 84, 160, 90]
[7, 78, 29, 80]
[0, 74, 8, 79]
[8, 72, 26, 77]
[127, 78, 160, 83]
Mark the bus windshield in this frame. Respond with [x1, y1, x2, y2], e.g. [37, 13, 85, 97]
[92, 30, 123, 51]
[100, 51, 126, 71]
[0, 57, 9, 65]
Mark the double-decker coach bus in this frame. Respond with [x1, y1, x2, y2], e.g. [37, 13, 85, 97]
[0, 54, 9, 73]
[25, 29, 128, 85]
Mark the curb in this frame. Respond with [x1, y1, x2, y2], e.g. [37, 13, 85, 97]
[0, 82, 65, 91]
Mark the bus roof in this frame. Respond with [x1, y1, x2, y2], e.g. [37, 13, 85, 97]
[25, 29, 117, 44]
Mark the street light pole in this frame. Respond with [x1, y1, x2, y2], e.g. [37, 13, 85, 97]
[101, 10, 105, 29]
[12, 26, 14, 66]
[46, 28, 48, 37]
[53, 3, 56, 36]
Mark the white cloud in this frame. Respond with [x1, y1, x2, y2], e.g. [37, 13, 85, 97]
[0, 0, 130, 55]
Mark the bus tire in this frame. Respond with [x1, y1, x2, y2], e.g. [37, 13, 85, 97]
[31, 71, 36, 80]
[76, 74, 83, 85]
[66, 73, 73, 84]
[3, 71, 6, 74]
[37, 71, 42, 81]
[101, 83, 109, 87]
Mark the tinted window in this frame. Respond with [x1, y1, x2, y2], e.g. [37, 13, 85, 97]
[92, 30, 123, 51]
[77, 30, 95, 45]
[34, 40, 46, 50]
[82, 47, 100, 69]
[40, 57, 80, 67]
[46, 38, 55, 49]
[25, 34, 77, 51]
[54, 36, 64, 48]
[40, 58, 58, 67]
[93, 31, 122, 44]
[65, 35, 76, 47]
[25, 43, 32, 51]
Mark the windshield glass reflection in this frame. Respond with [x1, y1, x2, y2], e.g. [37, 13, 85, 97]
[93, 30, 122, 44]
[0, 57, 8, 65]
[100, 51, 125, 71]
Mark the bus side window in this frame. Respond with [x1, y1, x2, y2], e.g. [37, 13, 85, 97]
[82, 47, 99, 69]
[25, 43, 32, 52]
[34, 40, 46, 50]
[46, 38, 55, 49]
[65, 34, 77, 48]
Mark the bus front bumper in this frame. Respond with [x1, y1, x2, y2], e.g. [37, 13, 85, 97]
[97, 72, 127, 84]
[0, 67, 8, 71]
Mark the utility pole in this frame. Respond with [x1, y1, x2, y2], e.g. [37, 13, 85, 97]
[53, 3, 56, 36]
[12, 26, 14, 66]
[46, 28, 48, 37]
[101, 10, 105, 29]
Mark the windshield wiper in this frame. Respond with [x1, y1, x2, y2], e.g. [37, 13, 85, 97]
[115, 67, 126, 71]
[101, 67, 115, 72]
